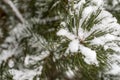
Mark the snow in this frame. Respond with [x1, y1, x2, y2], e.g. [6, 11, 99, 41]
[82, 6, 95, 19]
[57, 28, 99, 65]
[112, 0, 119, 6]
[57, 29, 68, 36]
[91, 37, 104, 45]
[24, 55, 30, 66]
[0, 0, 120, 79]
[79, 45, 98, 65]
[74, 0, 85, 10]
[57, 28, 76, 40]
[106, 63, 120, 75]
[9, 66, 43, 80]
[57, 0, 120, 66]
[104, 34, 116, 40]
[105, 54, 120, 76]
[65, 67, 74, 79]
[60, 22, 66, 27]
[91, 0, 104, 6]
[0, 49, 15, 64]
[78, 27, 86, 40]
[5, 37, 15, 43]
[68, 39, 79, 53]
[24, 51, 49, 66]
[66, 38, 98, 65]
[8, 59, 14, 68]
[91, 34, 119, 46]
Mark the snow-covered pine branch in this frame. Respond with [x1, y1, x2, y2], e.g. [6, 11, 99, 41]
[0, 0, 120, 80]
[57, 0, 120, 79]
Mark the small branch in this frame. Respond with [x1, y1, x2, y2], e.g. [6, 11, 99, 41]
[3, 0, 25, 23]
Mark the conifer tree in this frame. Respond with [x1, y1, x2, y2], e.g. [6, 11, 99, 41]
[0, 0, 120, 80]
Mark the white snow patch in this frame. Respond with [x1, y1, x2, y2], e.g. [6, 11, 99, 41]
[74, 0, 86, 11]
[78, 27, 87, 40]
[82, 6, 96, 19]
[68, 39, 79, 53]
[60, 22, 66, 27]
[107, 63, 120, 75]
[0, 49, 16, 64]
[80, 45, 98, 65]
[57, 29, 76, 40]
[91, 0, 104, 6]
[66, 68, 74, 79]
[91, 37, 104, 45]
[9, 66, 43, 80]
[24, 51, 49, 66]
[91, 34, 118, 46]
[8, 59, 14, 68]
[57, 29, 68, 36]
[104, 34, 116, 40]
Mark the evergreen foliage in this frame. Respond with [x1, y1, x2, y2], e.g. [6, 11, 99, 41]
[104, 0, 120, 23]
[0, 0, 120, 80]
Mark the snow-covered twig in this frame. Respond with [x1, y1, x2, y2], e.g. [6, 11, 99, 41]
[3, 0, 25, 23]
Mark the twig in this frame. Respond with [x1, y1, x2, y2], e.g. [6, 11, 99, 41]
[3, 0, 25, 23]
